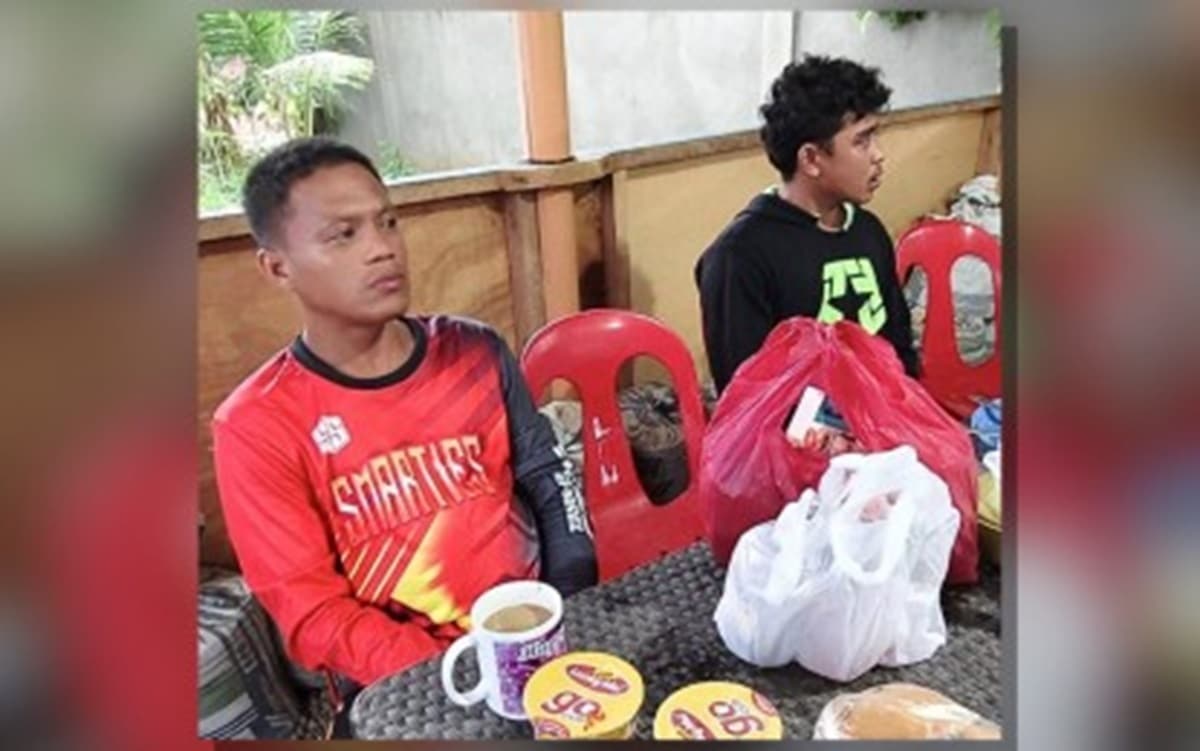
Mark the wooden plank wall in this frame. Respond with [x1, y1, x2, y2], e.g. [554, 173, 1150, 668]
[573, 182, 607, 310]
[866, 109, 989, 236]
[399, 195, 517, 347]
[623, 151, 778, 382]
[197, 245, 296, 567]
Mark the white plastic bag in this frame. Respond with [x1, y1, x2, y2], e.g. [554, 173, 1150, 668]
[713, 446, 961, 682]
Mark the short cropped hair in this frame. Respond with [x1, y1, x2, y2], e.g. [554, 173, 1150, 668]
[241, 137, 383, 247]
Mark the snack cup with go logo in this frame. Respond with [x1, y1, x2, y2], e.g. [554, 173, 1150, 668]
[653, 681, 783, 740]
[522, 651, 644, 739]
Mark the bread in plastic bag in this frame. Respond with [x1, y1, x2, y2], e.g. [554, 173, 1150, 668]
[812, 682, 1000, 739]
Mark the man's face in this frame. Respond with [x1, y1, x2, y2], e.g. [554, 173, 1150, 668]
[261, 162, 409, 326]
[814, 113, 885, 205]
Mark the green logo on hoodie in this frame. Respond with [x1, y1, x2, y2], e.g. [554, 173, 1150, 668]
[817, 258, 887, 333]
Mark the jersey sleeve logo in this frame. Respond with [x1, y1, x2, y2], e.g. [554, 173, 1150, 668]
[312, 415, 351, 455]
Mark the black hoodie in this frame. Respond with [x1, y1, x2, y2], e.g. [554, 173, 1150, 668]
[695, 189, 919, 392]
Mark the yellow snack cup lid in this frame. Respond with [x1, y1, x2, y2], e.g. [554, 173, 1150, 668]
[654, 681, 783, 740]
[523, 651, 644, 739]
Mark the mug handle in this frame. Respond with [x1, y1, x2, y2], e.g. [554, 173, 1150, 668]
[441, 633, 488, 707]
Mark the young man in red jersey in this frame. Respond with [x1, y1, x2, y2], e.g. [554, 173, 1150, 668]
[211, 138, 597, 704]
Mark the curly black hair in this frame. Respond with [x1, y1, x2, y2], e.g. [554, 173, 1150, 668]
[759, 55, 891, 180]
[242, 136, 383, 248]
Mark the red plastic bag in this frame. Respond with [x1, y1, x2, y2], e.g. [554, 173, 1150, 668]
[700, 319, 979, 584]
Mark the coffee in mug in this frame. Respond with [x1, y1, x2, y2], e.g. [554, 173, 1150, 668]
[441, 580, 567, 720]
[482, 603, 554, 633]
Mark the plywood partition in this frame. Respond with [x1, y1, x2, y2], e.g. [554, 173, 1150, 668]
[600, 169, 631, 312]
[573, 181, 607, 311]
[976, 107, 1002, 185]
[865, 108, 987, 236]
[197, 243, 299, 567]
[625, 150, 778, 383]
[504, 191, 545, 347]
[397, 194, 517, 348]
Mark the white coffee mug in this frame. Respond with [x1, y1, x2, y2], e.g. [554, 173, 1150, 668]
[440, 580, 567, 720]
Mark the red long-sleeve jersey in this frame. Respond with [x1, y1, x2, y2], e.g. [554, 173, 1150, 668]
[212, 316, 595, 686]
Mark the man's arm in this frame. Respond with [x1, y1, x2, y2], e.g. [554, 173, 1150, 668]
[490, 334, 598, 596]
[877, 238, 922, 378]
[212, 419, 445, 687]
[696, 245, 776, 393]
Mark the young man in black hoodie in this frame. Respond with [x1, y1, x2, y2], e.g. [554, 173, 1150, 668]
[695, 56, 919, 393]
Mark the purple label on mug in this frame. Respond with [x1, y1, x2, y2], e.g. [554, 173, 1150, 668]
[492, 622, 568, 716]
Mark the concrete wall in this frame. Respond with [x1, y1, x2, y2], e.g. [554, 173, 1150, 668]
[341, 10, 792, 171]
[340, 11, 525, 172]
[796, 10, 1000, 109]
[564, 11, 793, 155]
[340, 10, 1000, 171]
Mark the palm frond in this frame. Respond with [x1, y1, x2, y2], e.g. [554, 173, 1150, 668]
[260, 51, 374, 136]
[291, 10, 367, 55]
[260, 51, 374, 101]
[198, 10, 292, 67]
[197, 9, 376, 210]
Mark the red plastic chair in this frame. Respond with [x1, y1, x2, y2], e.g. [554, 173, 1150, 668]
[896, 218, 1002, 419]
[520, 309, 707, 581]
